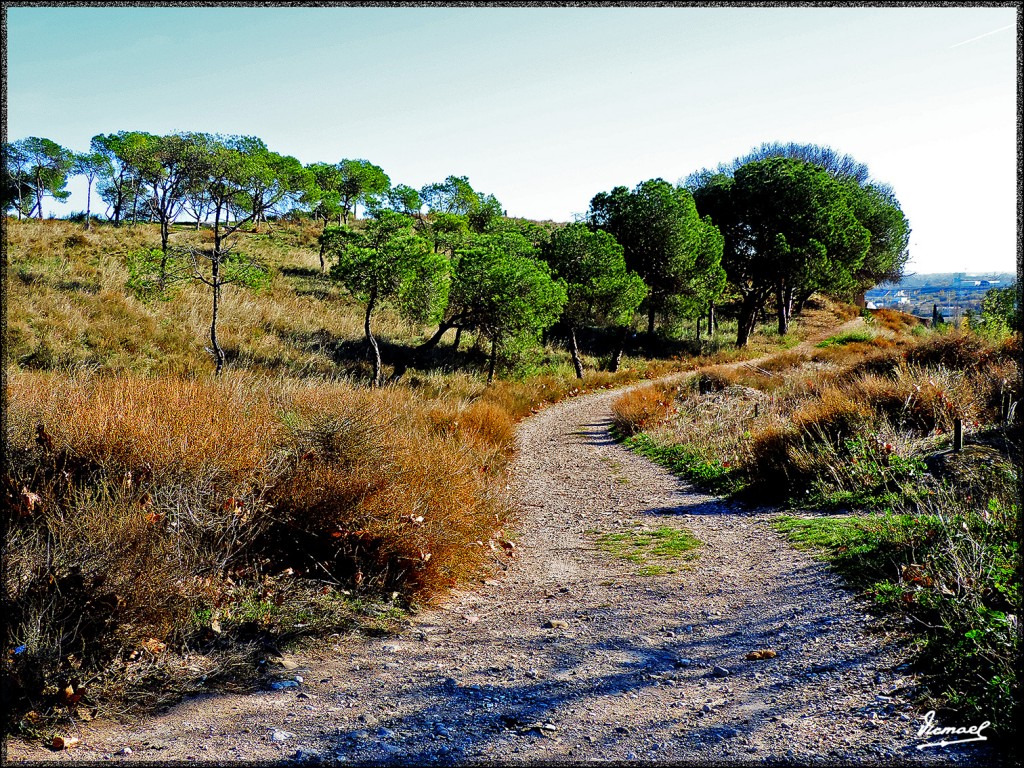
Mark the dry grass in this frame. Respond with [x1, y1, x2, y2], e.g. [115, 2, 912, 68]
[3, 369, 518, 729]
[641, 320, 1019, 507]
[868, 307, 922, 333]
[610, 381, 681, 437]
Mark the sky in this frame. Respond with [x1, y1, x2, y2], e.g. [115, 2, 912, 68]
[5, 5, 1019, 275]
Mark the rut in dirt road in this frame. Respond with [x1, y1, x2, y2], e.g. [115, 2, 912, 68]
[5, 376, 990, 765]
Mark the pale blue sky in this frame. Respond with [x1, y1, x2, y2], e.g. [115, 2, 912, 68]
[6, 5, 1018, 274]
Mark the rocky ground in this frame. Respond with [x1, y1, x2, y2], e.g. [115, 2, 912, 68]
[4, 331, 1000, 765]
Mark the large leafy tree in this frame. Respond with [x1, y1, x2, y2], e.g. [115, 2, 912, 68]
[324, 210, 449, 387]
[541, 223, 647, 377]
[691, 157, 871, 345]
[10, 137, 74, 219]
[236, 140, 310, 231]
[446, 232, 566, 383]
[587, 179, 717, 338]
[688, 143, 910, 338]
[337, 159, 390, 224]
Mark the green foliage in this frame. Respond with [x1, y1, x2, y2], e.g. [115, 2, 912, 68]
[125, 248, 187, 301]
[327, 210, 449, 326]
[980, 286, 1018, 335]
[449, 231, 567, 376]
[624, 432, 740, 494]
[773, 506, 1019, 727]
[815, 330, 875, 348]
[588, 179, 721, 331]
[541, 222, 647, 328]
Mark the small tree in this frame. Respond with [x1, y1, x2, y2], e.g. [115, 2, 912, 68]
[91, 131, 153, 226]
[183, 134, 271, 374]
[541, 223, 647, 377]
[2, 142, 34, 219]
[304, 162, 344, 270]
[448, 232, 567, 383]
[11, 137, 74, 219]
[324, 210, 449, 387]
[71, 150, 107, 229]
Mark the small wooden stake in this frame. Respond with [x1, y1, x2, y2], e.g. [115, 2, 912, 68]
[953, 418, 963, 453]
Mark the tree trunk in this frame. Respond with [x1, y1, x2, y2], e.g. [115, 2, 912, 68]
[610, 326, 627, 372]
[159, 218, 171, 291]
[210, 208, 226, 375]
[487, 337, 498, 384]
[365, 289, 382, 387]
[708, 302, 715, 336]
[452, 326, 462, 351]
[776, 285, 789, 336]
[84, 179, 93, 230]
[417, 319, 456, 351]
[647, 302, 657, 337]
[736, 294, 762, 347]
[319, 219, 328, 272]
[34, 169, 44, 218]
[696, 316, 702, 342]
[568, 325, 584, 379]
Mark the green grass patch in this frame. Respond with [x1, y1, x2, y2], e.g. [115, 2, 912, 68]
[595, 524, 701, 574]
[624, 432, 742, 494]
[773, 509, 1019, 732]
[815, 330, 875, 348]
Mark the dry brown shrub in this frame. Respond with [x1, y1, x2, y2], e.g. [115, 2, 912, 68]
[758, 351, 807, 373]
[458, 400, 516, 453]
[791, 386, 873, 440]
[693, 366, 739, 392]
[870, 308, 921, 333]
[905, 329, 996, 369]
[611, 383, 676, 437]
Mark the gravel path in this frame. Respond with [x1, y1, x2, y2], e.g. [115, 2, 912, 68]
[5, 340, 996, 765]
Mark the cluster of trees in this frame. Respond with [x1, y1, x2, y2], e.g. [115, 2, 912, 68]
[685, 142, 911, 344]
[4, 135, 913, 382]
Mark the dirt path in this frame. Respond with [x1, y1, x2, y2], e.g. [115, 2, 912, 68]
[5, 320, 993, 765]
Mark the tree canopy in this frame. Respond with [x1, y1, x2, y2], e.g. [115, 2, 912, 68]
[541, 223, 647, 377]
[691, 156, 873, 344]
[587, 179, 723, 338]
[325, 210, 449, 386]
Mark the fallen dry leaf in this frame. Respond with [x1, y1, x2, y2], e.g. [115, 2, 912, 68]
[51, 735, 79, 750]
[745, 649, 777, 660]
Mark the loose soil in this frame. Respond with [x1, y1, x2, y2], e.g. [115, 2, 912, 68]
[4, 322, 996, 765]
